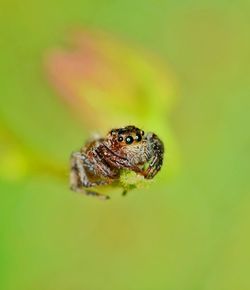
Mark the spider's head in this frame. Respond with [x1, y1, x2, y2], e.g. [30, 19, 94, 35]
[106, 125, 163, 168]
[108, 125, 145, 147]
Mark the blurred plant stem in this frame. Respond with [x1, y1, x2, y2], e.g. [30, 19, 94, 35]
[0, 119, 67, 182]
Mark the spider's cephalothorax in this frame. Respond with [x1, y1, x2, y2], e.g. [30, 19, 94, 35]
[70, 125, 164, 199]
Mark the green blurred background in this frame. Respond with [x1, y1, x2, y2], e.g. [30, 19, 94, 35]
[1, 1, 250, 289]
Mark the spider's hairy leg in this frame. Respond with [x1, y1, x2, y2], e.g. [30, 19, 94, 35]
[144, 133, 164, 179]
[97, 144, 143, 174]
[70, 152, 111, 200]
[91, 149, 119, 178]
[144, 154, 163, 179]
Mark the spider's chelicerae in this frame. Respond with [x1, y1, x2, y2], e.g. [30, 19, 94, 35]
[70, 125, 164, 200]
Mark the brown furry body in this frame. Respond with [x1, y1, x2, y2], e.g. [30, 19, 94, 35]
[70, 125, 164, 199]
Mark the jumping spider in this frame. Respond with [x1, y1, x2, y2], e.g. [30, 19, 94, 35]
[70, 125, 164, 200]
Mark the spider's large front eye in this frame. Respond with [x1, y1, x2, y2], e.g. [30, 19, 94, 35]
[118, 136, 123, 142]
[125, 136, 134, 144]
[135, 134, 142, 142]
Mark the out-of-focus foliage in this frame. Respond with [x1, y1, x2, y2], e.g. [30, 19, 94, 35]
[46, 29, 179, 179]
[0, 1, 250, 290]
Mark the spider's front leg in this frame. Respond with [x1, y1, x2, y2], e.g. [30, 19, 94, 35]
[96, 145, 146, 196]
[143, 133, 164, 179]
[96, 144, 143, 174]
[144, 154, 163, 179]
[70, 152, 112, 200]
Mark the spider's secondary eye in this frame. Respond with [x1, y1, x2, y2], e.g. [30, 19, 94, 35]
[125, 136, 134, 144]
[141, 130, 145, 136]
[118, 136, 123, 142]
[135, 134, 142, 142]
